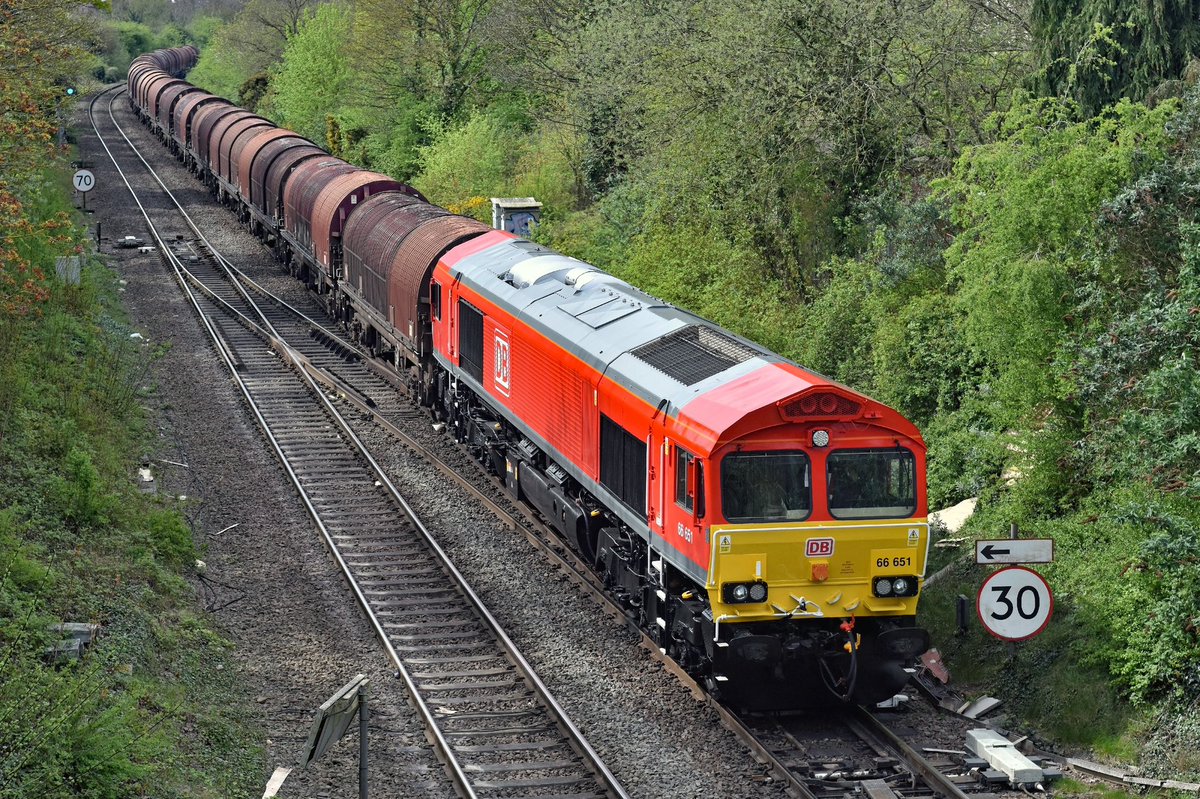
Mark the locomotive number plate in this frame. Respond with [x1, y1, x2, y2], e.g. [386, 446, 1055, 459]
[872, 549, 915, 573]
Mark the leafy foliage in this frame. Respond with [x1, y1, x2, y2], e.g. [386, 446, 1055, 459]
[1031, 0, 1200, 115]
[934, 96, 1175, 425]
[264, 3, 353, 141]
[188, 0, 317, 106]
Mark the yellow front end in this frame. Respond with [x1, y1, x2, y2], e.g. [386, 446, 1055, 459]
[705, 519, 930, 622]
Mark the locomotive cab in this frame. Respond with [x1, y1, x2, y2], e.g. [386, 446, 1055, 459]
[656, 383, 932, 710]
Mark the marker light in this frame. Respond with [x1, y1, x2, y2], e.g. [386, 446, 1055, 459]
[748, 583, 768, 602]
[874, 578, 894, 596]
[812, 429, 830, 447]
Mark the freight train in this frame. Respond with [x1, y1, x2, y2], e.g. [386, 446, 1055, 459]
[127, 46, 932, 710]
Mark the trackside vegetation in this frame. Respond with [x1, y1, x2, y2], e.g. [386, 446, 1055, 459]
[33, 0, 1200, 786]
[1, 2, 262, 796]
[0, 225, 262, 797]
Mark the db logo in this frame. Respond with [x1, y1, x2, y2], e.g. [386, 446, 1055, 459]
[805, 538, 834, 558]
[493, 333, 511, 396]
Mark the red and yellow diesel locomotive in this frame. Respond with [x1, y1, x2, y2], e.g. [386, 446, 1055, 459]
[128, 47, 931, 710]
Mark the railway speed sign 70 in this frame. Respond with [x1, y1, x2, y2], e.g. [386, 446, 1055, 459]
[73, 169, 95, 193]
[977, 566, 1054, 641]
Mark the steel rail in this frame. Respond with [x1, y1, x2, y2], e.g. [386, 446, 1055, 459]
[851, 705, 974, 799]
[91, 85, 627, 799]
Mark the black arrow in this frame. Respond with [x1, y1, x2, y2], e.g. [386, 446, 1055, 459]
[980, 544, 1011, 560]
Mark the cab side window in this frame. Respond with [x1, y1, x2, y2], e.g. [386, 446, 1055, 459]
[675, 446, 704, 516]
[431, 280, 442, 321]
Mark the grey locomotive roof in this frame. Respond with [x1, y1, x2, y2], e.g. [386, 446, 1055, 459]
[450, 238, 779, 417]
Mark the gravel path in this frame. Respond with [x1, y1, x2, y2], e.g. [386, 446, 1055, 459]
[78, 85, 805, 798]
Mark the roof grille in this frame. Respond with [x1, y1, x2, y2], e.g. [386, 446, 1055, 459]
[630, 325, 758, 385]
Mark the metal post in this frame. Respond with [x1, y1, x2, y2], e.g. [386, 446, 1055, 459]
[1007, 526, 1018, 659]
[359, 683, 368, 799]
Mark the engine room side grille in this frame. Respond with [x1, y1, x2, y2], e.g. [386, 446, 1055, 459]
[630, 325, 759, 385]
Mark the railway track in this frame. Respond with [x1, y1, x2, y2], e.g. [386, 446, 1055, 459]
[746, 706, 982, 799]
[90, 84, 627, 799]
[91, 82, 1025, 799]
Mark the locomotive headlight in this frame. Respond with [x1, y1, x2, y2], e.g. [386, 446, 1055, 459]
[812, 429, 830, 447]
[892, 577, 911, 596]
[874, 577, 894, 596]
[722, 582, 768, 603]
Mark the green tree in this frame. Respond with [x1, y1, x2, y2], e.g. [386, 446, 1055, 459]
[266, 2, 353, 141]
[1031, 0, 1200, 114]
[0, 0, 91, 378]
[187, 0, 315, 103]
[351, 0, 493, 118]
[934, 96, 1175, 426]
[511, 0, 1033, 301]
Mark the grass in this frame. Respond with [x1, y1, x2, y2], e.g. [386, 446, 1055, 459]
[0, 166, 264, 797]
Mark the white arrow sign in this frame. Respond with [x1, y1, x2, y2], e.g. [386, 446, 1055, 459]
[977, 566, 1054, 641]
[974, 538, 1054, 564]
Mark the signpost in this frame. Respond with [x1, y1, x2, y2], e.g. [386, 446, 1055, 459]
[977, 566, 1054, 641]
[264, 674, 370, 799]
[974, 538, 1054, 564]
[73, 169, 95, 212]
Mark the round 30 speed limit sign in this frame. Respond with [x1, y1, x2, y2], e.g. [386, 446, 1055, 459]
[977, 566, 1054, 641]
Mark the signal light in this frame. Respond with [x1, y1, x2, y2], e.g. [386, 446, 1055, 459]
[65, 87, 76, 96]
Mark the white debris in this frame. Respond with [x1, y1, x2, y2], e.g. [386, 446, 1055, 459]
[930, 497, 977, 533]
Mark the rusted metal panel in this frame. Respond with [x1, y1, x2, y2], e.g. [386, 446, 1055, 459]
[127, 64, 157, 107]
[144, 45, 192, 76]
[310, 173, 410, 273]
[191, 102, 239, 162]
[143, 73, 176, 111]
[173, 92, 220, 150]
[149, 76, 180, 119]
[343, 194, 443, 317]
[389, 215, 490, 347]
[208, 110, 260, 173]
[135, 69, 164, 110]
[156, 82, 198, 135]
[219, 116, 273, 185]
[261, 143, 326, 220]
[282, 158, 356, 254]
[237, 128, 298, 200]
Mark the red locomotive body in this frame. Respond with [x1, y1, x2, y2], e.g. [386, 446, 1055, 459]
[126, 45, 933, 710]
[428, 236, 930, 708]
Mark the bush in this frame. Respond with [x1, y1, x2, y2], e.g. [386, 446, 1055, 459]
[413, 111, 520, 213]
[266, 4, 354, 142]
